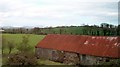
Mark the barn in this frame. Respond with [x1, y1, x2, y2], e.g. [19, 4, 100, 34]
[35, 34, 120, 65]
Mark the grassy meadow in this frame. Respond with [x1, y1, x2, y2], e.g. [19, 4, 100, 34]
[41, 26, 85, 34]
[2, 34, 65, 65]
[2, 34, 45, 54]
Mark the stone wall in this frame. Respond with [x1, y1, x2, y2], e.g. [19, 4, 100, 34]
[35, 48, 52, 60]
[80, 55, 117, 65]
[35, 48, 116, 65]
[63, 52, 80, 65]
[80, 55, 98, 65]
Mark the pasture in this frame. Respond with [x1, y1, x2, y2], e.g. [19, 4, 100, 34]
[2, 34, 64, 65]
[2, 34, 45, 54]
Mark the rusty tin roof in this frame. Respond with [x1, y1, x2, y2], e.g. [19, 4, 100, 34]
[36, 34, 120, 58]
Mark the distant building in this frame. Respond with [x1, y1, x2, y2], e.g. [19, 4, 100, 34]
[35, 34, 120, 65]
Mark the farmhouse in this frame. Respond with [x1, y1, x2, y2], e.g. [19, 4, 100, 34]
[35, 34, 120, 65]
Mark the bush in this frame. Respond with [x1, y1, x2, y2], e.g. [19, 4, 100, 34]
[7, 53, 38, 65]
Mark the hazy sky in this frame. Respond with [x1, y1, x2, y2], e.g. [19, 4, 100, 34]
[0, 0, 119, 27]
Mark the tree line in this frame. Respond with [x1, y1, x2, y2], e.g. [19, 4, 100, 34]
[2, 23, 120, 36]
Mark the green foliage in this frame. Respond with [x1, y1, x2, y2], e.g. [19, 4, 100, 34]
[17, 35, 32, 53]
[2, 23, 119, 36]
[37, 59, 65, 65]
[100, 59, 120, 65]
[2, 34, 45, 54]
[2, 36, 15, 54]
[2, 34, 45, 65]
[7, 41, 15, 54]
[2, 37, 7, 54]
[41, 26, 85, 35]
[116, 59, 120, 65]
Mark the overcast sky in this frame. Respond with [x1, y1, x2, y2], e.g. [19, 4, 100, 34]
[0, 0, 119, 27]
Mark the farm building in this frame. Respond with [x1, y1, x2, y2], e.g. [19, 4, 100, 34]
[35, 34, 120, 65]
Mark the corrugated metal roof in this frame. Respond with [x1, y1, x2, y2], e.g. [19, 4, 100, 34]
[36, 34, 120, 58]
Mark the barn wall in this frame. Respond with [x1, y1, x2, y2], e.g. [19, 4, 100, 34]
[80, 55, 99, 65]
[35, 48, 52, 60]
[35, 48, 64, 61]
[35, 48, 81, 64]
[79, 55, 117, 65]
[35, 48, 117, 65]
[51, 50, 64, 62]
[63, 52, 80, 65]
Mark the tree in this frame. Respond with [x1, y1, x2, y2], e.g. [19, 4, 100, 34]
[33, 27, 40, 34]
[26, 29, 29, 34]
[117, 25, 120, 36]
[17, 35, 32, 53]
[109, 24, 114, 28]
[97, 31, 100, 36]
[53, 31, 56, 34]
[82, 27, 88, 35]
[106, 24, 109, 28]
[101, 23, 109, 28]
[64, 30, 66, 34]
[60, 29, 62, 34]
[7, 41, 15, 54]
[103, 29, 107, 36]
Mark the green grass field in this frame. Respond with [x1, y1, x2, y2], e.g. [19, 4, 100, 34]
[41, 27, 85, 35]
[2, 34, 45, 54]
[37, 59, 65, 65]
[41, 26, 104, 35]
[2, 34, 65, 65]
